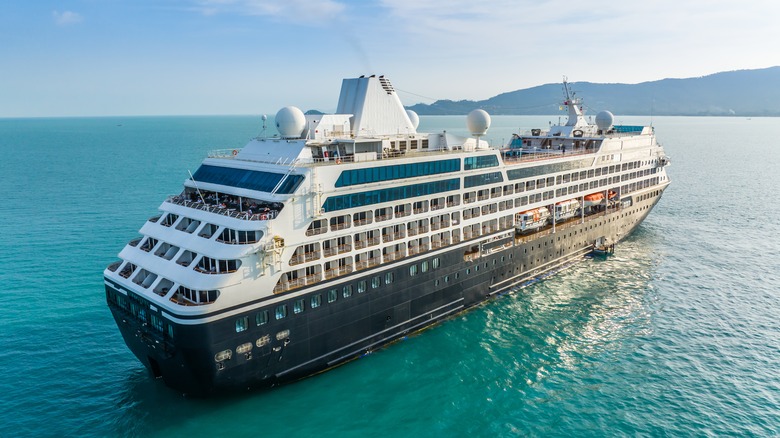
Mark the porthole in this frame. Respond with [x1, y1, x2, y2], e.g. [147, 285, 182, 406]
[255, 310, 269, 326]
[275, 304, 287, 320]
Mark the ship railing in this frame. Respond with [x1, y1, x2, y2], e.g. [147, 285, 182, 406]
[193, 266, 239, 275]
[323, 244, 351, 258]
[431, 240, 449, 250]
[207, 148, 240, 159]
[382, 232, 405, 242]
[305, 226, 328, 237]
[118, 265, 135, 279]
[354, 257, 380, 271]
[330, 222, 350, 231]
[289, 251, 321, 266]
[501, 147, 595, 166]
[324, 266, 353, 280]
[408, 226, 430, 237]
[278, 274, 322, 292]
[308, 156, 356, 165]
[166, 195, 279, 221]
[383, 251, 404, 262]
[354, 237, 380, 250]
[207, 148, 297, 166]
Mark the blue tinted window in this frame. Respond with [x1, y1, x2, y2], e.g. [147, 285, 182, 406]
[335, 159, 460, 187]
[322, 178, 460, 212]
[464, 155, 499, 170]
[464, 172, 504, 188]
[192, 164, 304, 194]
[506, 158, 592, 180]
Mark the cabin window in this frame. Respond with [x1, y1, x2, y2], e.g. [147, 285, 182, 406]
[353, 210, 373, 226]
[306, 219, 328, 236]
[256, 310, 269, 326]
[375, 207, 393, 222]
[311, 294, 322, 308]
[372, 276, 381, 289]
[385, 272, 394, 284]
[236, 316, 248, 332]
[421, 261, 429, 273]
[410, 265, 418, 276]
[394, 203, 411, 218]
[328, 289, 337, 303]
[275, 304, 287, 320]
[343, 285, 353, 298]
[358, 280, 367, 293]
[330, 215, 351, 231]
[293, 299, 305, 314]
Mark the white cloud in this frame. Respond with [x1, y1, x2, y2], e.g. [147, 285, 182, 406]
[52, 10, 83, 26]
[196, 0, 345, 22]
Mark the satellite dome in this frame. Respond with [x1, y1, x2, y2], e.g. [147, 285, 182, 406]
[275, 106, 306, 138]
[595, 110, 614, 131]
[467, 109, 491, 136]
[406, 110, 420, 130]
[261, 114, 268, 121]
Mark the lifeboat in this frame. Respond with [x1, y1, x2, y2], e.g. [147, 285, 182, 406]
[583, 192, 604, 207]
[515, 207, 551, 233]
[553, 199, 580, 222]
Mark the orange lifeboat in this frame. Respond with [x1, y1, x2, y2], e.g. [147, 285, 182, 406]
[584, 192, 604, 203]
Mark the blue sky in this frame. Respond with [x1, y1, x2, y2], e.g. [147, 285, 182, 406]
[2, 0, 778, 117]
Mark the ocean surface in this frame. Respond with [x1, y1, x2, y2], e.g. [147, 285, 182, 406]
[1, 115, 779, 437]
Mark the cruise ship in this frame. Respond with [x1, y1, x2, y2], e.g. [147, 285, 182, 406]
[105, 75, 671, 395]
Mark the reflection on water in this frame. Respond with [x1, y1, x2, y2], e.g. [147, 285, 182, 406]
[466, 225, 661, 394]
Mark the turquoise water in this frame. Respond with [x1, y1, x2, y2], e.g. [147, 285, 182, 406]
[1, 115, 779, 437]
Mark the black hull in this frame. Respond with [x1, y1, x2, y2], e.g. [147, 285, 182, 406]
[106, 186, 666, 396]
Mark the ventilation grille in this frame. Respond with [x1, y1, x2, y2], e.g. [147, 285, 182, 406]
[379, 76, 394, 94]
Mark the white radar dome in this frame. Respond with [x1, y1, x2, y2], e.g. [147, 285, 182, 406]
[595, 110, 614, 131]
[467, 109, 491, 136]
[275, 106, 306, 138]
[406, 110, 420, 130]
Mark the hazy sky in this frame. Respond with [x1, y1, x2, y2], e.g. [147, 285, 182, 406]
[2, 0, 778, 117]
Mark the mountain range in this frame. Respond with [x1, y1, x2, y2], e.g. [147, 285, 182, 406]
[405, 66, 780, 116]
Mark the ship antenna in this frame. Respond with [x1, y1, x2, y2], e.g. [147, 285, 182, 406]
[650, 92, 655, 127]
[260, 114, 268, 138]
[187, 169, 207, 204]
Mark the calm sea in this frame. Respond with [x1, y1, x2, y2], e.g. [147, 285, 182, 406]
[0, 115, 778, 437]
